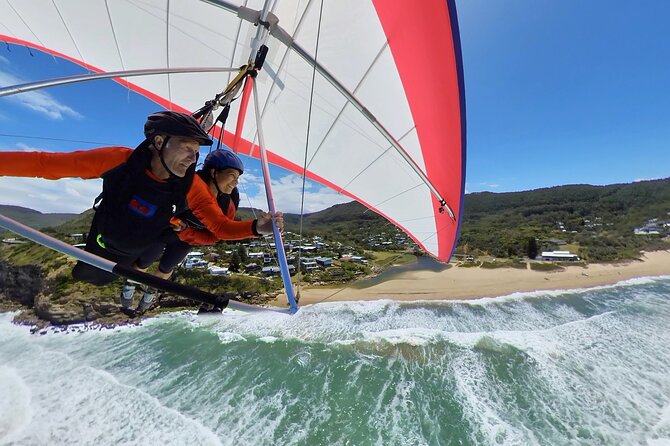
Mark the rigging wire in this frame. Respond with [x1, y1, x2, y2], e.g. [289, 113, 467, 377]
[0, 133, 117, 146]
[5, 1, 52, 61]
[254, 0, 314, 130]
[165, 0, 172, 109]
[296, 0, 324, 299]
[52, 0, 88, 73]
[103, 0, 132, 99]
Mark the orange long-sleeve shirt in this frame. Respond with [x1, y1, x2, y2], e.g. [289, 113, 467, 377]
[0, 146, 134, 179]
[0, 148, 255, 244]
[177, 175, 255, 245]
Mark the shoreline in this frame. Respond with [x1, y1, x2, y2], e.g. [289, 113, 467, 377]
[271, 250, 670, 306]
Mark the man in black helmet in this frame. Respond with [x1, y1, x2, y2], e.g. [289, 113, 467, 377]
[0, 111, 212, 304]
[72, 111, 214, 291]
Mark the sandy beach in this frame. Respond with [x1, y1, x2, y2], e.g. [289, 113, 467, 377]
[271, 250, 670, 306]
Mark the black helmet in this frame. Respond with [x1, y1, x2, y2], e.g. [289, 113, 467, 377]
[144, 111, 213, 146]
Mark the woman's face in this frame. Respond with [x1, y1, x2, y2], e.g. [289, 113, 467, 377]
[213, 167, 240, 194]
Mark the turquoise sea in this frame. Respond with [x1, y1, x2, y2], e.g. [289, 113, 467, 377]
[1, 277, 670, 446]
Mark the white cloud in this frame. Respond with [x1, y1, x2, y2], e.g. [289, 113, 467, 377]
[0, 177, 102, 213]
[465, 182, 502, 194]
[15, 142, 46, 152]
[0, 172, 351, 215]
[633, 177, 662, 182]
[0, 70, 83, 120]
[238, 171, 351, 214]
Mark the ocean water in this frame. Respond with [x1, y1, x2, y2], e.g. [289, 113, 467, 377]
[1, 277, 670, 446]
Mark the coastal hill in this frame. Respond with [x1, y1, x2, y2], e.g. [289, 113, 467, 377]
[460, 177, 670, 260]
[0, 205, 76, 231]
[1, 177, 669, 261]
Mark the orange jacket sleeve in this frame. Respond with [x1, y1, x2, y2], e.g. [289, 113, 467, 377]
[0, 147, 133, 179]
[177, 175, 256, 245]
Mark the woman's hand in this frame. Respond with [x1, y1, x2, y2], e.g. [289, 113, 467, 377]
[256, 211, 284, 235]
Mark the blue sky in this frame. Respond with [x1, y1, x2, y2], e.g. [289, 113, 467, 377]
[457, 0, 670, 191]
[1, 0, 669, 213]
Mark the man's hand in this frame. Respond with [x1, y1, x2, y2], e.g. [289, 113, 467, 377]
[256, 211, 284, 235]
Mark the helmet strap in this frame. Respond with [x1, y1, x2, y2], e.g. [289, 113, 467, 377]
[212, 171, 225, 197]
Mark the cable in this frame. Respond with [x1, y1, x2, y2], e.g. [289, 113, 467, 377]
[0, 133, 117, 146]
[296, 0, 324, 295]
[165, 0, 172, 108]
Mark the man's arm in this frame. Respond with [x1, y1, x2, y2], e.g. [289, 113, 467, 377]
[0, 147, 133, 179]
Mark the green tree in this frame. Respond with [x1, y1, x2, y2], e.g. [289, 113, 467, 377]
[237, 245, 248, 264]
[526, 237, 539, 259]
[229, 251, 241, 272]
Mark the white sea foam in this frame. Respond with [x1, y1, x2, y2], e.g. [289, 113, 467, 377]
[647, 440, 670, 446]
[0, 366, 33, 445]
[189, 293, 583, 347]
[0, 363, 222, 446]
[654, 402, 670, 431]
[649, 402, 670, 446]
[1, 278, 668, 445]
[361, 328, 444, 346]
[451, 349, 535, 445]
[0, 320, 223, 446]
[215, 332, 246, 344]
[258, 336, 278, 343]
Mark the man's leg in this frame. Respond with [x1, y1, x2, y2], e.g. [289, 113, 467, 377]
[134, 240, 192, 312]
[133, 242, 170, 313]
[71, 231, 141, 310]
[71, 230, 125, 285]
[156, 240, 192, 278]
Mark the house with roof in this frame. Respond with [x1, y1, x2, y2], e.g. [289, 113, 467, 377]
[244, 263, 261, 273]
[262, 266, 281, 276]
[540, 251, 580, 261]
[315, 256, 333, 267]
[299, 257, 319, 272]
[208, 265, 230, 276]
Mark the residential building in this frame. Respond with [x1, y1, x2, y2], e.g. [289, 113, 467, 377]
[315, 257, 333, 267]
[540, 251, 580, 261]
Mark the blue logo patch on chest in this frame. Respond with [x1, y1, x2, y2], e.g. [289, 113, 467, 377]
[128, 195, 158, 218]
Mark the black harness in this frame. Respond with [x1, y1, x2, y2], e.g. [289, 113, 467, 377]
[93, 140, 195, 256]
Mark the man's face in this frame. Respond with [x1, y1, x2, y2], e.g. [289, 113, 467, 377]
[214, 168, 240, 194]
[159, 136, 200, 177]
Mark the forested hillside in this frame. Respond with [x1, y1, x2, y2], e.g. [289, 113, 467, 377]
[3, 178, 668, 261]
[458, 178, 670, 260]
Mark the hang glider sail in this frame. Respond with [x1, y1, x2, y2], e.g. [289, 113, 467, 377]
[0, 0, 466, 261]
